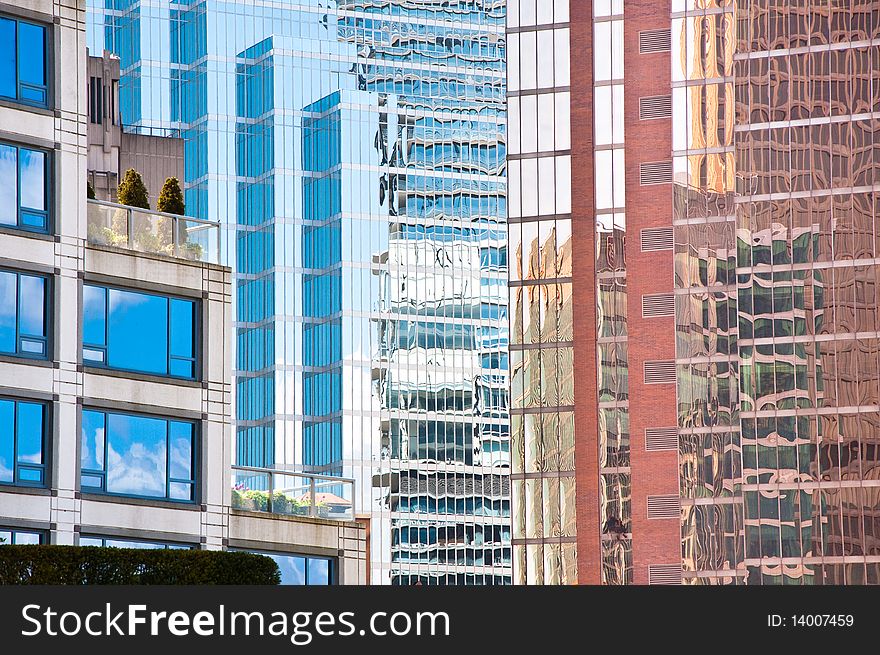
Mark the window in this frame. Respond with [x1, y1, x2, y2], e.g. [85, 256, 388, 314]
[0, 141, 49, 232]
[82, 285, 198, 379]
[89, 76, 103, 124]
[80, 536, 192, 549]
[240, 551, 335, 585]
[80, 408, 197, 503]
[0, 15, 48, 107]
[0, 398, 47, 487]
[0, 528, 44, 544]
[0, 269, 48, 359]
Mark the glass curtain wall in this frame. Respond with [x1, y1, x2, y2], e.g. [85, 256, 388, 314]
[593, 1, 631, 586]
[674, 0, 880, 585]
[507, 0, 576, 585]
[87, 0, 509, 585]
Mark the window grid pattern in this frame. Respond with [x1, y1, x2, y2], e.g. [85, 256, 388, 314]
[674, 2, 880, 586]
[508, 0, 577, 587]
[595, 9, 632, 586]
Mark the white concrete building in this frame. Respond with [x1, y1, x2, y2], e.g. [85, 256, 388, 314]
[0, 0, 367, 584]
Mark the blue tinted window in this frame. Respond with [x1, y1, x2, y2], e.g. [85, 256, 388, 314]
[80, 407, 104, 472]
[0, 19, 14, 99]
[0, 141, 49, 232]
[82, 285, 197, 378]
[0, 397, 47, 487]
[0, 268, 48, 358]
[0, 16, 47, 107]
[247, 551, 334, 585]
[80, 408, 196, 502]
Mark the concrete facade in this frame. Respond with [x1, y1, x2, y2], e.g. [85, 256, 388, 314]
[0, 0, 366, 583]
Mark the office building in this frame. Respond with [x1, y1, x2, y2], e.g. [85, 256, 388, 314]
[0, 0, 367, 585]
[86, 1, 510, 584]
[510, 0, 880, 585]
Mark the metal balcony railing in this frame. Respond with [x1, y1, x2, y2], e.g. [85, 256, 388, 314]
[86, 199, 220, 264]
[231, 466, 355, 522]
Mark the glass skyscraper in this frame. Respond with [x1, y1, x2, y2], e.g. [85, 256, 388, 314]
[86, 0, 509, 585]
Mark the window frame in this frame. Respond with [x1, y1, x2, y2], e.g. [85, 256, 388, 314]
[81, 282, 201, 381]
[0, 396, 48, 488]
[79, 407, 200, 504]
[0, 527, 47, 545]
[0, 267, 50, 360]
[79, 535, 194, 549]
[0, 13, 50, 108]
[234, 549, 337, 585]
[0, 139, 51, 233]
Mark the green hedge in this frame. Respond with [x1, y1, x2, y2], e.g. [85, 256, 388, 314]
[0, 545, 281, 585]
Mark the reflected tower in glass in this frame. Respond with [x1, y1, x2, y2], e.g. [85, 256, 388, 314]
[87, 1, 509, 585]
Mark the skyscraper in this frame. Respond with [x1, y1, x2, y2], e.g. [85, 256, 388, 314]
[510, 0, 880, 585]
[87, 0, 510, 585]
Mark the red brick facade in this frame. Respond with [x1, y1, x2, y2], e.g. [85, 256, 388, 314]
[570, 0, 602, 585]
[622, 1, 680, 585]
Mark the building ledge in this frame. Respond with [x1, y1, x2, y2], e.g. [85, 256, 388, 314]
[85, 241, 229, 273]
[230, 508, 364, 529]
[0, 225, 58, 243]
[80, 493, 201, 511]
[0, 354, 55, 368]
[0, 485, 52, 498]
[82, 365, 204, 388]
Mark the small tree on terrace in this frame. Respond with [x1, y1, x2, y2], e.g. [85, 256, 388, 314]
[156, 177, 186, 252]
[116, 168, 150, 209]
[157, 177, 185, 215]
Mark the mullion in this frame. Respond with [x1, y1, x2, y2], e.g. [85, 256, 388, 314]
[166, 298, 172, 375]
[12, 398, 18, 484]
[101, 410, 109, 492]
[14, 273, 20, 356]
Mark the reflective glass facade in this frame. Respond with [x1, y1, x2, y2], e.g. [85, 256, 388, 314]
[507, 0, 577, 585]
[673, 0, 880, 584]
[593, 3, 631, 586]
[87, 1, 509, 584]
